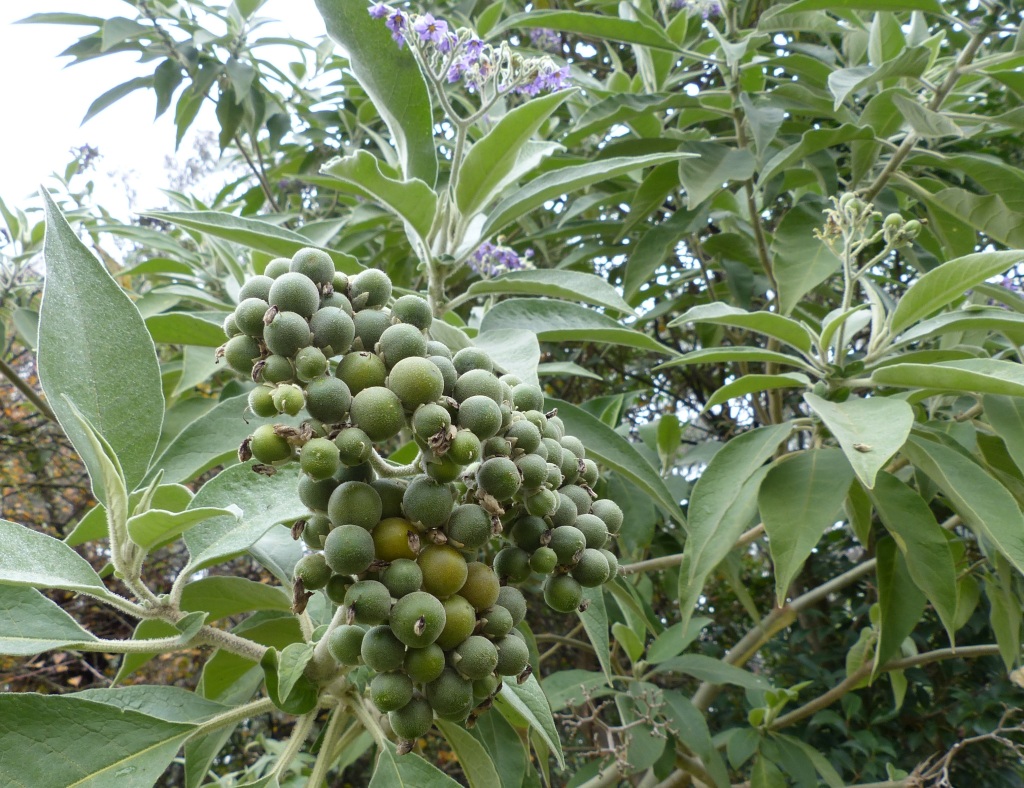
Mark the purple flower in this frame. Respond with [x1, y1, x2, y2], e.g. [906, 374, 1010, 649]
[542, 65, 570, 91]
[413, 13, 448, 45]
[529, 28, 562, 53]
[465, 38, 484, 62]
[470, 241, 536, 277]
[386, 10, 407, 47]
[448, 59, 468, 83]
[438, 32, 457, 54]
[368, 2, 389, 19]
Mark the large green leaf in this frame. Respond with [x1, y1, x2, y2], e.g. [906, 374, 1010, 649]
[760, 124, 877, 185]
[66, 483, 193, 547]
[456, 90, 573, 217]
[146, 312, 226, 347]
[678, 424, 793, 630]
[771, 199, 843, 315]
[803, 393, 914, 489]
[892, 307, 1024, 347]
[677, 143, 756, 209]
[494, 10, 678, 51]
[315, 0, 437, 185]
[649, 654, 771, 690]
[179, 576, 291, 622]
[477, 152, 690, 243]
[873, 537, 926, 677]
[984, 395, 1024, 477]
[0, 585, 97, 655]
[481, 298, 674, 355]
[0, 693, 196, 787]
[497, 674, 565, 768]
[73, 686, 230, 723]
[577, 586, 613, 681]
[760, 448, 854, 605]
[470, 713, 528, 788]
[668, 303, 815, 353]
[889, 250, 1024, 333]
[321, 151, 437, 242]
[436, 721, 501, 788]
[145, 394, 303, 485]
[782, 0, 941, 10]
[473, 329, 540, 388]
[657, 347, 816, 373]
[144, 210, 360, 274]
[39, 192, 164, 501]
[903, 437, 1024, 577]
[368, 741, 463, 787]
[261, 643, 318, 714]
[0, 520, 116, 600]
[871, 359, 1024, 398]
[868, 473, 959, 643]
[127, 507, 238, 550]
[466, 269, 633, 315]
[183, 462, 305, 572]
[705, 373, 810, 411]
[545, 397, 685, 523]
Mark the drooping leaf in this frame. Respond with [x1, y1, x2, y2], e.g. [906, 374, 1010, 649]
[437, 720, 501, 788]
[760, 448, 855, 605]
[577, 586, 613, 681]
[179, 576, 291, 622]
[261, 643, 318, 714]
[657, 347, 816, 373]
[0, 585, 97, 655]
[803, 393, 915, 489]
[494, 10, 678, 51]
[0, 520, 117, 601]
[368, 741, 463, 787]
[127, 507, 238, 550]
[873, 537, 926, 678]
[73, 685, 230, 723]
[677, 143, 756, 209]
[39, 192, 164, 501]
[497, 674, 565, 767]
[466, 269, 633, 315]
[668, 303, 815, 353]
[705, 373, 811, 411]
[771, 199, 843, 315]
[984, 395, 1024, 477]
[473, 329, 541, 388]
[650, 654, 772, 690]
[871, 359, 1024, 398]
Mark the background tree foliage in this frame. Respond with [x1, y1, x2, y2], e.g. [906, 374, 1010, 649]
[4, 0, 1024, 785]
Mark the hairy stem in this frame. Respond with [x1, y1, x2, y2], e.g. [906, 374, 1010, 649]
[0, 356, 55, 421]
[191, 696, 276, 738]
[268, 711, 318, 780]
[308, 706, 351, 787]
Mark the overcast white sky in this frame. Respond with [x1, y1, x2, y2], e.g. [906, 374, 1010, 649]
[0, 1, 328, 219]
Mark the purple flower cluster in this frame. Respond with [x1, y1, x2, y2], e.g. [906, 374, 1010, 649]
[529, 27, 563, 54]
[368, 3, 571, 97]
[671, 0, 724, 18]
[469, 241, 536, 278]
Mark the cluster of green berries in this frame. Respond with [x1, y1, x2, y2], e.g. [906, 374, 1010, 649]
[220, 248, 623, 745]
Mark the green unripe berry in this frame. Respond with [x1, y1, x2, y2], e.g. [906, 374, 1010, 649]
[458, 395, 502, 440]
[493, 546, 532, 583]
[426, 668, 474, 719]
[234, 297, 270, 337]
[446, 504, 492, 550]
[506, 420, 542, 454]
[264, 257, 292, 279]
[361, 625, 406, 672]
[429, 355, 458, 396]
[334, 427, 373, 467]
[544, 574, 584, 613]
[250, 425, 292, 464]
[264, 311, 312, 357]
[559, 448, 581, 486]
[572, 548, 611, 587]
[294, 552, 331, 590]
[372, 478, 407, 519]
[447, 429, 481, 465]
[297, 475, 339, 512]
[452, 347, 493, 375]
[412, 403, 451, 441]
[327, 624, 365, 665]
[581, 459, 599, 487]
[524, 487, 559, 518]
[323, 523, 375, 575]
[333, 271, 349, 293]
[482, 436, 512, 459]
[381, 558, 423, 598]
[515, 454, 549, 489]
[304, 376, 352, 424]
[239, 274, 274, 301]
[388, 356, 444, 410]
[350, 386, 405, 441]
[391, 294, 433, 330]
[454, 368, 504, 404]
[328, 481, 382, 530]
[591, 499, 624, 535]
[390, 591, 447, 648]
[224, 335, 261, 375]
[337, 351, 387, 394]
[352, 308, 390, 351]
[510, 515, 549, 552]
[549, 525, 587, 565]
[453, 636, 499, 680]
[546, 415, 566, 440]
[404, 643, 446, 683]
[379, 323, 428, 368]
[295, 346, 329, 382]
[223, 313, 241, 338]
[477, 457, 521, 501]
[271, 383, 304, 416]
[903, 219, 922, 237]
[435, 594, 476, 650]
[290, 247, 335, 288]
[601, 549, 619, 580]
[459, 561, 500, 612]
[550, 493, 579, 529]
[530, 546, 558, 575]
[301, 512, 332, 550]
[324, 572, 352, 603]
[372, 517, 418, 561]
[423, 454, 463, 483]
[418, 544, 468, 599]
[495, 635, 530, 677]
[389, 697, 434, 741]
[575, 513, 610, 549]
[426, 340, 451, 359]
[371, 671, 414, 713]
[309, 307, 355, 357]
[403, 477, 455, 529]
[562, 485, 593, 516]
[542, 438, 564, 469]
[321, 291, 354, 315]
[269, 271, 320, 318]
[349, 268, 392, 310]
[473, 674, 501, 700]
[248, 386, 277, 418]
[511, 383, 544, 412]
[496, 587, 527, 627]
[300, 437, 341, 480]
[480, 605, 514, 639]
[259, 354, 294, 384]
[524, 410, 548, 433]
[344, 580, 392, 625]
